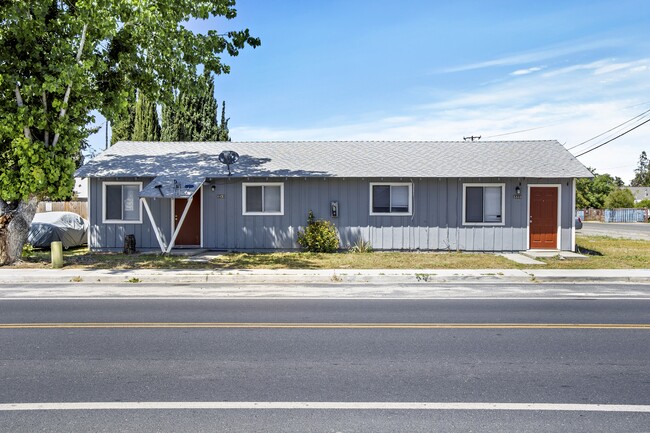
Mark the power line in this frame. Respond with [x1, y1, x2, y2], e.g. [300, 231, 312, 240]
[567, 108, 650, 150]
[575, 117, 650, 157]
[483, 123, 558, 139]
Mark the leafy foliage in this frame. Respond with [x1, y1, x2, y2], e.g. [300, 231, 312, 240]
[631, 151, 650, 187]
[604, 188, 635, 209]
[576, 168, 624, 209]
[297, 210, 340, 253]
[1, 0, 259, 203]
[0, 0, 259, 264]
[635, 198, 650, 209]
[349, 238, 373, 253]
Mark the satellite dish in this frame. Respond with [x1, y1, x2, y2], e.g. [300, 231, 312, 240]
[218, 150, 240, 176]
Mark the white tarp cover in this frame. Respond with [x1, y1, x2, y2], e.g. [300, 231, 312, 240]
[28, 211, 88, 248]
[139, 175, 204, 199]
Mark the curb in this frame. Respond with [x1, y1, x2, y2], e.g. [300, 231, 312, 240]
[1, 269, 649, 285]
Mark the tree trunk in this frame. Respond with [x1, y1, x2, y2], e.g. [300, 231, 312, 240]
[0, 196, 39, 266]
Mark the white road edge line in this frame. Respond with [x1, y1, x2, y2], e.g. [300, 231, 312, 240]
[1, 402, 650, 412]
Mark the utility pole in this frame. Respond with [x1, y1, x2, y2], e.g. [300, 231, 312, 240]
[105, 120, 109, 150]
[463, 135, 481, 141]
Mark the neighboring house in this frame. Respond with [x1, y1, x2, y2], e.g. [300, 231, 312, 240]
[75, 140, 592, 253]
[628, 186, 650, 204]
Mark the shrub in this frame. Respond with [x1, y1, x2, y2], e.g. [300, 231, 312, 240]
[635, 199, 650, 209]
[349, 237, 373, 253]
[297, 210, 339, 253]
[604, 188, 634, 209]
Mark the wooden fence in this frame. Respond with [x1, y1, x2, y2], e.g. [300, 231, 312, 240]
[37, 201, 88, 219]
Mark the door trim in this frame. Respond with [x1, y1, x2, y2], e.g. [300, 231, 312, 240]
[527, 184, 561, 250]
[171, 186, 203, 248]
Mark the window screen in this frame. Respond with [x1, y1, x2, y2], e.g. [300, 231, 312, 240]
[122, 185, 140, 221]
[263, 186, 281, 212]
[391, 186, 409, 213]
[483, 187, 502, 223]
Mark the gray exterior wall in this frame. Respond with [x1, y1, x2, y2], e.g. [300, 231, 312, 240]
[89, 177, 575, 252]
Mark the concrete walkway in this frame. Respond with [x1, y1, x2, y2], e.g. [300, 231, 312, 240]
[0, 267, 649, 285]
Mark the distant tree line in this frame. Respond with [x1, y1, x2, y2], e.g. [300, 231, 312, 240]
[577, 151, 650, 209]
[111, 73, 229, 144]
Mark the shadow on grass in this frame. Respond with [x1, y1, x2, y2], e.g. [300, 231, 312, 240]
[575, 244, 604, 256]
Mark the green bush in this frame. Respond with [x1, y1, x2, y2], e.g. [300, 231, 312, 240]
[635, 199, 650, 209]
[297, 210, 340, 253]
[604, 188, 634, 209]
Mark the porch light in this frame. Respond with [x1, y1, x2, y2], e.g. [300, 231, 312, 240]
[515, 186, 521, 195]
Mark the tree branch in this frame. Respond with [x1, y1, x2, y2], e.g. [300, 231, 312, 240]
[52, 23, 88, 148]
[42, 92, 49, 146]
[14, 85, 32, 141]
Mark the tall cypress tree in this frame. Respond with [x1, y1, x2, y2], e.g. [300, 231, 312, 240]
[132, 93, 161, 141]
[159, 73, 229, 141]
[110, 91, 136, 145]
[218, 101, 230, 141]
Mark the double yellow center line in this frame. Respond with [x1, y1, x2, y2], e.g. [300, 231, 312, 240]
[1, 322, 649, 329]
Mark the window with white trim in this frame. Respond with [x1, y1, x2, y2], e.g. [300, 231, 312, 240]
[103, 182, 142, 223]
[242, 183, 284, 215]
[370, 183, 412, 215]
[463, 183, 505, 225]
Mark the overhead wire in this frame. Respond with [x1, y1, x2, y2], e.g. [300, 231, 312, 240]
[566, 108, 650, 150]
[574, 117, 650, 157]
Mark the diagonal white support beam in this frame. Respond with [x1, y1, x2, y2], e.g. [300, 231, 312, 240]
[141, 197, 167, 253]
[166, 196, 194, 254]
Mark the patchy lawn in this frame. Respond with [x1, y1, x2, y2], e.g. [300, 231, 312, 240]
[13, 234, 650, 269]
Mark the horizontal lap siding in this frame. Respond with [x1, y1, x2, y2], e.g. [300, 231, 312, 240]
[91, 176, 575, 251]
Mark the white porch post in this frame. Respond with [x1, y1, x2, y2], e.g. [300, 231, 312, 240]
[141, 197, 168, 253]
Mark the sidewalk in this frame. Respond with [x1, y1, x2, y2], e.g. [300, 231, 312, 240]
[1, 267, 649, 285]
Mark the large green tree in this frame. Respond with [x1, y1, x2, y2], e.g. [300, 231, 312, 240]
[0, 0, 259, 264]
[576, 168, 624, 209]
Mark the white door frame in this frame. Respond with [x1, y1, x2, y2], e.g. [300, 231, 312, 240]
[527, 184, 561, 250]
[171, 185, 204, 248]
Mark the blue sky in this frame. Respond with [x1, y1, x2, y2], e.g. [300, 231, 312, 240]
[88, 0, 650, 183]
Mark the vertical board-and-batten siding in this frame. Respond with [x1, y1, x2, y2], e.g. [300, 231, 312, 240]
[90, 177, 574, 251]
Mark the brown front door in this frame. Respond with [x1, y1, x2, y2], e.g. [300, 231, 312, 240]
[529, 187, 558, 249]
[174, 195, 201, 246]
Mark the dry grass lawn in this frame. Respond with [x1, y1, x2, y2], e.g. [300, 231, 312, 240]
[14, 234, 650, 269]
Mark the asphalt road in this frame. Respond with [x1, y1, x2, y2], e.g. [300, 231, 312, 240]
[581, 221, 650, 241]
[1, 297, 649, 432]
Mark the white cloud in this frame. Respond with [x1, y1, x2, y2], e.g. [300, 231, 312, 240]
[438, 38, 622, 73]
[233, 57, 650, 183]
[511, 66, 543, 76]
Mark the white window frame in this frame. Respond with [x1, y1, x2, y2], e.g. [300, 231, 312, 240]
[102, 181, 143, 224]
[242, 182, 285, 216]
[462, 183, 506, 226]
[369, 182, 413, 216]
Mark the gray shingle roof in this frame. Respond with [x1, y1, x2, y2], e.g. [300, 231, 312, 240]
[75, 140, 593, 179]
